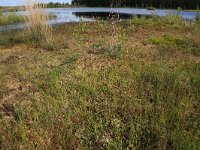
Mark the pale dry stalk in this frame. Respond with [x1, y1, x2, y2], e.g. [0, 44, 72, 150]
[25, 0, 52, 42]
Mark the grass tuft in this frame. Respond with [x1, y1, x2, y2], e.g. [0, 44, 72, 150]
[25, 0, 54, 47]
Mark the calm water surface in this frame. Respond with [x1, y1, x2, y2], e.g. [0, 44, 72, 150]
[0, 7, 199, 32]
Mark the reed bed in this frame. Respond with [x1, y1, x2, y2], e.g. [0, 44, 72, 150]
[0, 12, 24, 25]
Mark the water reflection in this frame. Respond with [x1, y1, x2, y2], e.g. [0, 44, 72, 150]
[73, 12, 134, 20]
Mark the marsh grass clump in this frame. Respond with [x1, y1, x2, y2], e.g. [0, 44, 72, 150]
[161, 14, 187, 27]
[107, 17, 124, 59]
[88, 40, 107, 55]
[195, 14, 200, 22]
[195, 12, 200, 30]
[0, 31, 25, 47]
[146, 35, 184, 47]
[0, 12, 25, 25]
[105, 43, 122, 59]
[129, 16, 155, 28]
[130, 14, 188, 29]
[39, 40, 61, 51]
[0, 36, 12, 47]
[25, 0, 54, 47]
[195, 9, 200, 22]
[89, 40, 122, 59]
[146, 35, 200, 56]
[0, 2, 58, 50]
[88, 14, 124, 59]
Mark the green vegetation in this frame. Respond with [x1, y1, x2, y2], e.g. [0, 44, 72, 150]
[0, 9, 56, 26]
[146, 35, 200, 56]
[46, 2, 70, 8]
[0, 16, 200, 149]
[0, 6, 23, 12]
[0, 12, 25, 25]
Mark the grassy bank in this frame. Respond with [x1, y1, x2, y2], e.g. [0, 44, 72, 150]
[0, 6, 24, 12]
[0, 12, 25, 25]
[0, 10, 55, 26]
[0, 16, 200, 149]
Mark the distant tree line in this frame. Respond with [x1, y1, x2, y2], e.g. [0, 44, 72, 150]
[46, 2, 69, 8]
[71, 0, 200, 9]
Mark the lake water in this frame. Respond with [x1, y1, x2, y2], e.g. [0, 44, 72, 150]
[0, 7, 199, 32]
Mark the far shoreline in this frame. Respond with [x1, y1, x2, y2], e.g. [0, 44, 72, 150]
[1, 5, 200, 12]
